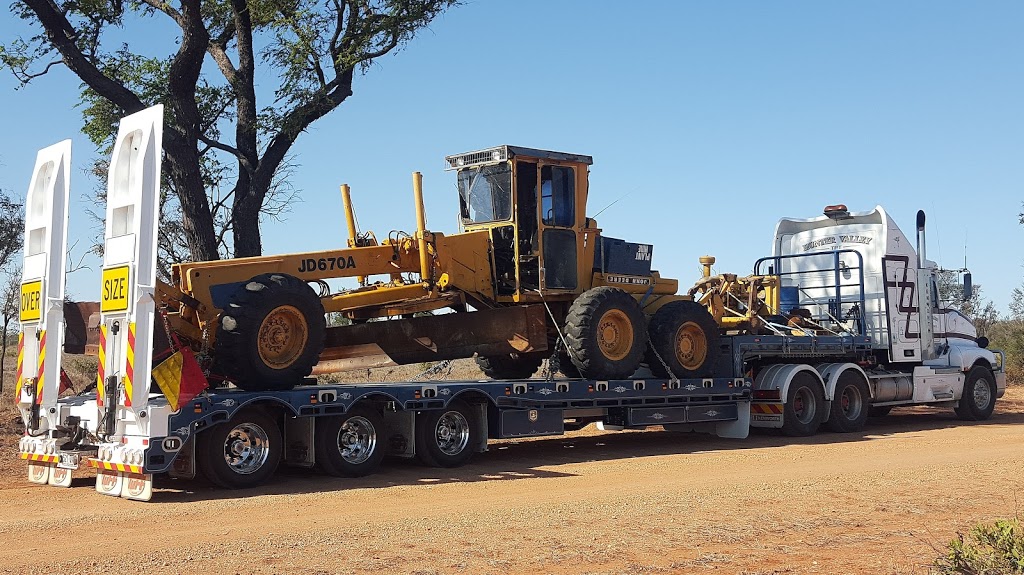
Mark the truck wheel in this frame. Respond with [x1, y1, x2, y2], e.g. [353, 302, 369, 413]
[645, 300, 719, 378]
[564, 287, 647, 380]
[415, 400, 476, 468]
[197, 409, 282, 489]
[558, 352, 582, 378]
[955, 365, 997, 421]
[215, 273, 326, 391]
[781, 374, 825, 437]
[315, 406, 385, 477]
[475, 353, 544, 379]
[825, 371, 870, 433]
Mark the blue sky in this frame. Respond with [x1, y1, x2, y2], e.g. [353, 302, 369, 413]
[1, 1, 1022, 310]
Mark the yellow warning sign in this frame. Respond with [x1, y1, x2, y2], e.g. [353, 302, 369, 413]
[101, 265, 130, 313]
[19, 280, 42, 322]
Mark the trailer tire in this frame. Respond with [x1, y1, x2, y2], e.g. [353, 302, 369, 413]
[197, 409, 282, 489]
[955, 365, 997, 421]
[645, 300, 719, 378]
[415, 400, 476, 468]
[215, 273, 326, 391]
[475, 353, 544, 380]
[564, 287, 647, 380]
[825, 371, 870, 433]
[315, 406, 385, 477]
[781, 374, 825, 437]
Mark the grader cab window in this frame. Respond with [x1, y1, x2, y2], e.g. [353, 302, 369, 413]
[458, 164, 512, 224]
[541, 166, 575, 227]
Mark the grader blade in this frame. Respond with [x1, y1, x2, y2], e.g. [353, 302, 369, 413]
[316, 305, 549, 372]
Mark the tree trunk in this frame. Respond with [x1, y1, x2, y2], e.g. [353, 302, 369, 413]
[164, 139, 220, 261]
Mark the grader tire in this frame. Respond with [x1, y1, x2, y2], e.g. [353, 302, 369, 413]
[645, 300, 719, 379]
[214, 273, 325, 391]
[564, 287, 647, 380]
[475, 353, 544, 380]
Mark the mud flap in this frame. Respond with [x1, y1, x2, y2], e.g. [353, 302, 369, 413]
[95, 468, 123, 497]
[48, 466, 72, 487]
[27, 462, 51, 484]
[120, 473, 153, 502]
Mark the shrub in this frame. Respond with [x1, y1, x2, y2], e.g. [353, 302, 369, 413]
[935, 518, 1024, 574]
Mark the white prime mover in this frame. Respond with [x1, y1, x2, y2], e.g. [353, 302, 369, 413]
[742, 204, 1006, 435]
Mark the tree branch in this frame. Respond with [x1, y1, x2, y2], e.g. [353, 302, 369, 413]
[22, 0, 144, 113]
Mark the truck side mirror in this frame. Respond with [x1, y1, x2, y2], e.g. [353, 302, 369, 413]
[963, 272, 973, 301]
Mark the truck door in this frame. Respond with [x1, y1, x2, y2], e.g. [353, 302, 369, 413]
[882, 256, 921, 362]
[538, 164, 577, 291]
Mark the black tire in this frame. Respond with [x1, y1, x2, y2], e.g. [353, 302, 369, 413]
[564, 287, 647, 380]
[214, 273, 326, 391]
[315, 405, 386, 477]
[475, 352, 544, 379]
[557, 352, 582, 378]
[781, 373, 825, 437]
[415, 400, 477, 468]
[956, 365, 997, 421]
[825, 371, 871, 433]
[645, 300, 720, 378]
[868, 405, 892, 418]
[197, 409, 282, 489]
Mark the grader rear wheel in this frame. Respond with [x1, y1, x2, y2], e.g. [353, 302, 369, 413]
[564, 287, 647, 380]
[214, 273, 326, 391]
[646, 300, 720, 379]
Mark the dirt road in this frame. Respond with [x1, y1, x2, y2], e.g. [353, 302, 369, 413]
[1, 388, 1022, 575]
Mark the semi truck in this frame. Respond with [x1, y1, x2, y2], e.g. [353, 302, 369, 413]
[13, 106, 1005, 501]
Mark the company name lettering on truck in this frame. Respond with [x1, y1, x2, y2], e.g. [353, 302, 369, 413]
[802, 235, 873, 252]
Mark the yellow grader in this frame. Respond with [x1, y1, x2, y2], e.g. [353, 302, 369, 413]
[153, 145, 721, 391]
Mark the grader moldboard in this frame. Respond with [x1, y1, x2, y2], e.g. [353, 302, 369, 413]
[149, 145, 720, 391]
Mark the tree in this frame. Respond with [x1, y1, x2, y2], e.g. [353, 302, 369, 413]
[0, 192, 24, 393]
[2, 0, 457, 261]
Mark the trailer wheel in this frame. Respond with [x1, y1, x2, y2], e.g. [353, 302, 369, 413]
[215, 273, 326, 391]
[645, 300, 719, 378]
[564, 287, 647, 380]
[955, 365, 997, 421]
[198, 409, 282, 489]
[475, 353, 544, 379]
[415, 400, 476, 468]
[781, 374, 825, 437]
[315, 406, 385, 477]
[825, 371, 870, 433]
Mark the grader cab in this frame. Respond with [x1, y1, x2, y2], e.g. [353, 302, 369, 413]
[154, 145, 721, 391]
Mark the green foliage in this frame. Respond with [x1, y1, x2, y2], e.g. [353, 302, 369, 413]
[935, 518, 1024, 574]
[2, 0, 458, 261]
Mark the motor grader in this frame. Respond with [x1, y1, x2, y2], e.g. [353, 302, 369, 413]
[153, 145, 721, 391]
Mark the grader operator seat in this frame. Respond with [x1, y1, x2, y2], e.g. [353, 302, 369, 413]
[446, 145, 593, 300]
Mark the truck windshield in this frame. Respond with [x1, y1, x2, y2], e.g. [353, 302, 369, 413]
[458, 164, 512, 223]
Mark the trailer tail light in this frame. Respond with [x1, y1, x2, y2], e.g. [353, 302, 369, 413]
[753, 389, 781, 400]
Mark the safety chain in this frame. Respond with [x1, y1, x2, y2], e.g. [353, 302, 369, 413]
[413, 359, 455, 381]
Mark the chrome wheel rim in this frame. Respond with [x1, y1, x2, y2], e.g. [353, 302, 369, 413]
[223, 423, 270, 475]
[435, 411, 470, 456]
[973, 380, 992, 410]
[337, 416, 376, 465]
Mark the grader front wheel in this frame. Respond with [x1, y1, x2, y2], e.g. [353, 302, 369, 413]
[215, 273, 326, 391]
[564, 287, 647, 380]
[646, 300, 720, 379]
